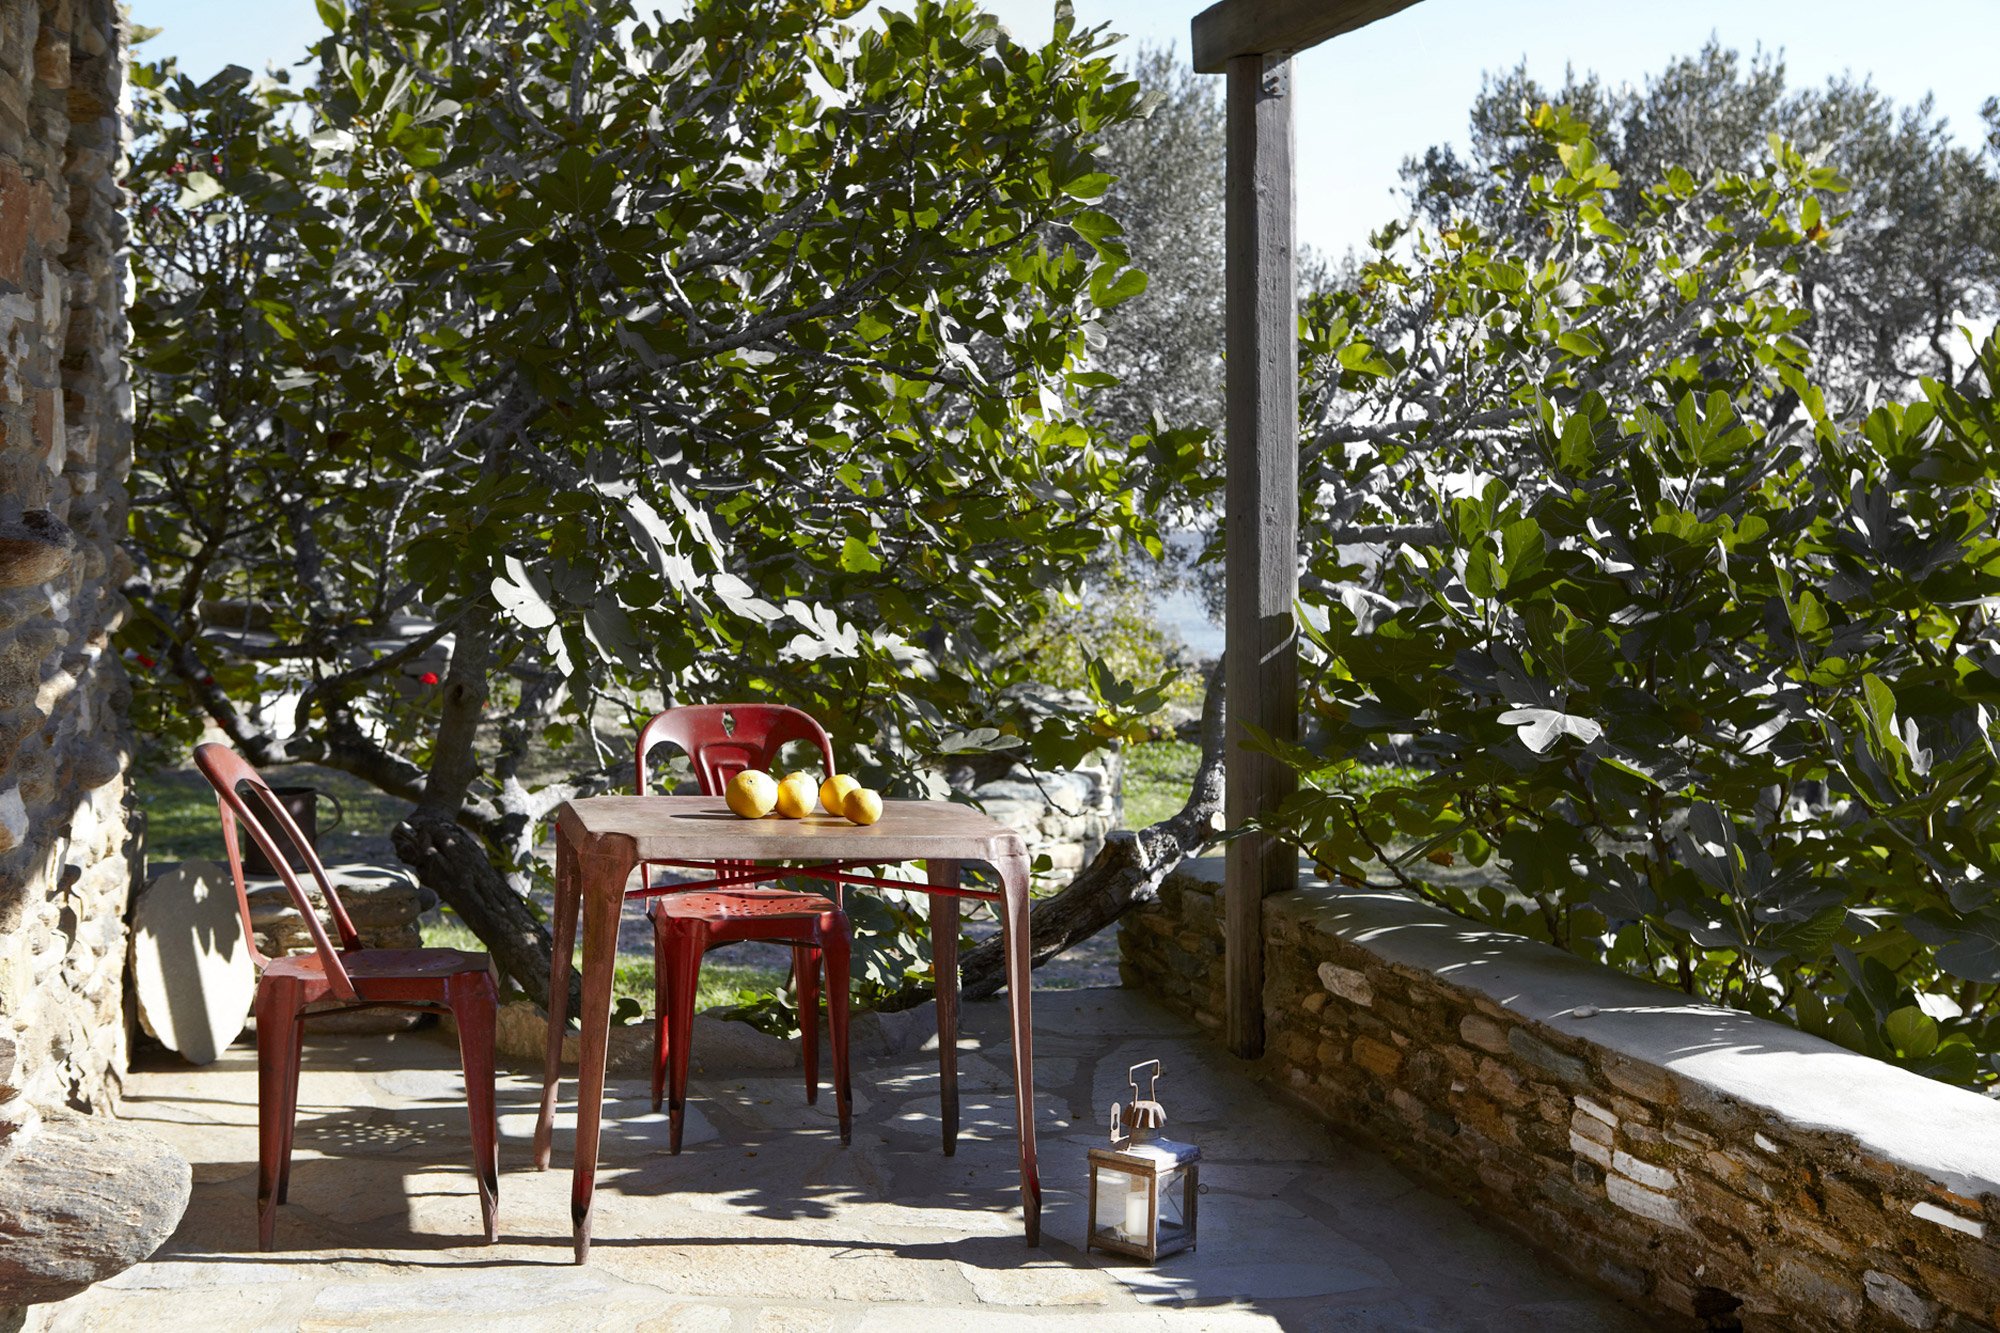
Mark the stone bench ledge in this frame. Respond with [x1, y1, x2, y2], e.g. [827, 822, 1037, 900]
[1265, 878, 2000, 1205]
[1131, 857, 2000, 1327]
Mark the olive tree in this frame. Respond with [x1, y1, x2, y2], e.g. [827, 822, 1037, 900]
[1402, 43, 2000, 399]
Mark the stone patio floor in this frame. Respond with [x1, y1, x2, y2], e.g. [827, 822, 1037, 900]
[29, 988, 1650, 1331]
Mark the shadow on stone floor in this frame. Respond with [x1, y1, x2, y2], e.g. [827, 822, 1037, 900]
[32, 988, 1655, 1332]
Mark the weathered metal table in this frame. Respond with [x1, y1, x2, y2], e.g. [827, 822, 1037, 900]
[530, 795, 1039, 1261]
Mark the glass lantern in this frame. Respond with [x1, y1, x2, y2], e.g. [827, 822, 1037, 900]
[1086, 1060, 1200, 1262]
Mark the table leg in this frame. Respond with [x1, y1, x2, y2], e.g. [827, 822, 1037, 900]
[569, 843, 631, 1264]
[995, 849, 1040, 1244]
[927, 860, 961, 1157]
[534, 834, 581, 1171]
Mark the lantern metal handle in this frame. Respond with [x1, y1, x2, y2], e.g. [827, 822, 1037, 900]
[1127, 1059, 1162, 1103]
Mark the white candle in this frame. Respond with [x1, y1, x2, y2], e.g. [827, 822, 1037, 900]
[1123, 1179, 1150, 1240]
[1094, 1172, 1125, 1234]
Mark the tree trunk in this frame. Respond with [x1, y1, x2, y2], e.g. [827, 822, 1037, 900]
[959, 662, 1227, 1000]
[393, 811, 559, 1010]
[391, 604, 562, 1009]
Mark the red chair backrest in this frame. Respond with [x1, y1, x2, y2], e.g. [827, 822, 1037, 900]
[193, 742, 363, 1001]
[635, 704, 837, 797]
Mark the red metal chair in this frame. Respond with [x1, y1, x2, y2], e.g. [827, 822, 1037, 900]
[193, 743, 499, 1251]
[633, 705, 852, 1152]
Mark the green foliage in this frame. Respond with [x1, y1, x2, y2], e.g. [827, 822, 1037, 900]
[1007, 565, 1206, 733]
[122, 0, 1204, 991]
[1267, 101, 2000, 1087]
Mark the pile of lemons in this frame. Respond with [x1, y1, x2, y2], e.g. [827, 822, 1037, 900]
[723, 769, 884, 826]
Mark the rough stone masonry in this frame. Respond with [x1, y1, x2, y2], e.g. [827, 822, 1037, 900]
[0, 0, 188, 1310]
[0, 0, 133, 1132]
[951, 749, 1121, 888]
[1122, 862, 2000, 1332]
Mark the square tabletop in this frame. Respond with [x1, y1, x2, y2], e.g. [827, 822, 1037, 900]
[555, 795, 1027, 865]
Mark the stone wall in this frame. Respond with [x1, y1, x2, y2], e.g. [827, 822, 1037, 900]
[947, 749, 1121, 888]
[245, 864, 429, 955]
[0, 0, 134, 1140]
[1122, 862, 2000, 1332]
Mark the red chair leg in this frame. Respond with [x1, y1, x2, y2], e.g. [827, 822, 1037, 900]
[276, 1008, 305, 1204]
[665, 918, 708, 1154]
[928, 868, 961, 1158]
[650, 905, 670, 1113]
[796, 944, 821, 1105]
[256, 976, 302, 1251]
[820, 911, 852, 1147]
[449, 971, 501, 1243]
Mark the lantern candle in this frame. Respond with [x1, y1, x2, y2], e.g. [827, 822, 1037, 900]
[1123, 1177, 1149, 1239]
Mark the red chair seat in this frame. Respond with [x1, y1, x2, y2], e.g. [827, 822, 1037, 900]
[650, 890, 835, 922]
[265, 946, 490, 984]
[635, 705, 854, 1152]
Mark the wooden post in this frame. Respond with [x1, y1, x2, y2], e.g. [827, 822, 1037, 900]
[1192, 0, 1425, 74]
[1222, 53, 1298, 1060]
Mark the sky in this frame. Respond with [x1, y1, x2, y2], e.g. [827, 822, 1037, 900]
[135, 0, 1999, 259]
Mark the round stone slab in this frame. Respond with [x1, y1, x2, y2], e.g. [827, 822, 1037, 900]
[131, 859, 257, 1065]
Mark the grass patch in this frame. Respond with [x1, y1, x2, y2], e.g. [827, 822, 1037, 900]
[421, 910, 786, 1015]
[132, 762, 404, 867]
[1120, 741, 1426, 830]
[132, 766, 225, 864]
[1121, 739, 1202, 829]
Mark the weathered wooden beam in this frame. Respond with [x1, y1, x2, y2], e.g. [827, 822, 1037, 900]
[1222, 53, 1298, 1060]
[1192, 0, 1424, 73]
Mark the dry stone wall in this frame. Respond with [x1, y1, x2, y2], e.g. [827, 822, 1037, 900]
[242, 865, 429, 956]
[948, 750, 1120, 887]
[1122, 862, 2000, 1332]
[0, 0, 134, 1138]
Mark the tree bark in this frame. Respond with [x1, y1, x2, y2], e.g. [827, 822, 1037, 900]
[391, 603, 562, 1008]
[959, 662, 1226, 1000]
[392, 811, 558, 1009]
[421, 604, 494, 817]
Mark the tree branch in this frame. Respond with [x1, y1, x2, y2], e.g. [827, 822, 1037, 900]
[958, 660, 1227, 999]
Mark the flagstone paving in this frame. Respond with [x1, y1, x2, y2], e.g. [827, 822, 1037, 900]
[26, 988, 1649, 1331]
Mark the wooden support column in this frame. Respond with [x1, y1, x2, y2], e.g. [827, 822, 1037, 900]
[1222, 52, 1298, 1060]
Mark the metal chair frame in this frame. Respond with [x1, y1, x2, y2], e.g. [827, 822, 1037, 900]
[193, 742, 499, 1250]
[633, 705, 858, 1149]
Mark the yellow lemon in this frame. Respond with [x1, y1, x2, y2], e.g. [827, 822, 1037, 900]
[725, 769, 778, 819]
[843, 787, 883, 826]
[819, 773, 861, 816]
[775, 771, 818, 819]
